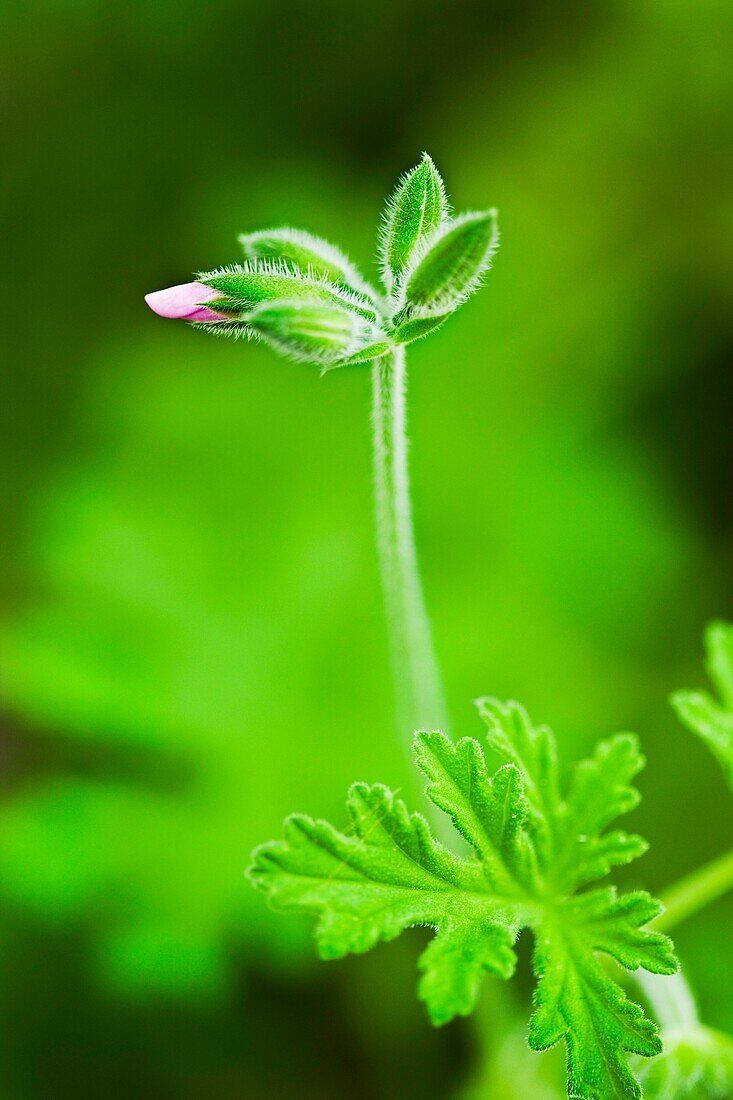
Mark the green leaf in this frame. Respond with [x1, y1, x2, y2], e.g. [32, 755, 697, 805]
[418, 919, 517, 1026]
[249, 705, 677, 1098]
[672, 621, 733, 789]
[413, 732, 537, 893]
[244, 298, 387, 368]
[239, 227, 377, 301]
[398, 209, 499, 314]
[477, 697, 560, 870]
[249, 779, 523, 1020]
[379, 153, 448, 289]
[476, 700, 648, 892]
[553, 734, 648, 892]
[531, 891, 669, 1100]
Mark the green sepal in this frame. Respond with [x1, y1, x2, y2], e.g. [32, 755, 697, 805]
[239, 227, 377, 300]
[244, 298, 387, 368]
[392, 309, 450, 345]
[379, 153, 448, 290]
[322, 341, 393, 371]
[398, 209, 499, 314]
[192, 319, 256, 340]
[199, 261, 379, 324]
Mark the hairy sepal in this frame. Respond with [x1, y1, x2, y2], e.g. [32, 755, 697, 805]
[192, 318, 259, 341]
[199, 260, 380, 325]
[396, 209, 499, 315]
[322, 341, 394, 372]
[239, 227, 378, 302]
[391, 306, 452, 346]
[244, 298, 388, 368]
[379, 153, 448, 290]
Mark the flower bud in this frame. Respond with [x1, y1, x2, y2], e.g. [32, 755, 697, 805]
[144, 282, 229, 323]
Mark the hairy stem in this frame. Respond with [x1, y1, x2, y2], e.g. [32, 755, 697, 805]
[371, 347, 450, 746]
[654, 847, 733, 933]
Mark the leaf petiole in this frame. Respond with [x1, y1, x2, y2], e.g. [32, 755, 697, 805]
[654, 846, 733, 933]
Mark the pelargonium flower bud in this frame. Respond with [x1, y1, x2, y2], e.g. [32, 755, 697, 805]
[144, 282, 229, 323]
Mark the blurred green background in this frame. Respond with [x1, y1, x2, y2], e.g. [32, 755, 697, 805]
[1, 1, 732, 1096]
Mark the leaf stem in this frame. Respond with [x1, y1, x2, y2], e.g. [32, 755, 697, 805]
[371, 347, 450, 747]
[654, 847, 733, 933]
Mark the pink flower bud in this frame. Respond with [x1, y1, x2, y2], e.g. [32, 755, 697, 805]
[144, 282, 229, 323]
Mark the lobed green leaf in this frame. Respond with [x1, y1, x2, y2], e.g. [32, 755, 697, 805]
[553, 734, 647, 892]
[249, 779, 522, 1023]
[530, 891, 675, 1099]
[477, 697, 560, 869]
[249, 704, 677, 1097]
[414, 732, 537, 893]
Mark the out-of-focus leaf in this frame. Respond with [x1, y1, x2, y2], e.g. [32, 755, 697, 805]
[673, 622, 733, 790]
[635, 1024, 733, 1100]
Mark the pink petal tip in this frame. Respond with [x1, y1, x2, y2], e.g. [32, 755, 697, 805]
[144, 281, 228, 322]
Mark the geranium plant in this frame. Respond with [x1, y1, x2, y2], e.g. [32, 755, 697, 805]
[146, 156, 733, 1099]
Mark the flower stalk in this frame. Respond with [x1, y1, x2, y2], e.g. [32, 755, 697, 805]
[371, 347, 449, 746]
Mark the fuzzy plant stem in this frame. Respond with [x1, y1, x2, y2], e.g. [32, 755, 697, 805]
[371, 347, 450, 749]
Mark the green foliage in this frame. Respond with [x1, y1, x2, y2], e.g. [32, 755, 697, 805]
[192, 155, 498, 364]
[0, 336, 407, 994]
[5, 1, 733, 1093]
[672, 622, 733, 789]
[249, 700, 677, 1099]
[635, 1024, 733, 1100]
